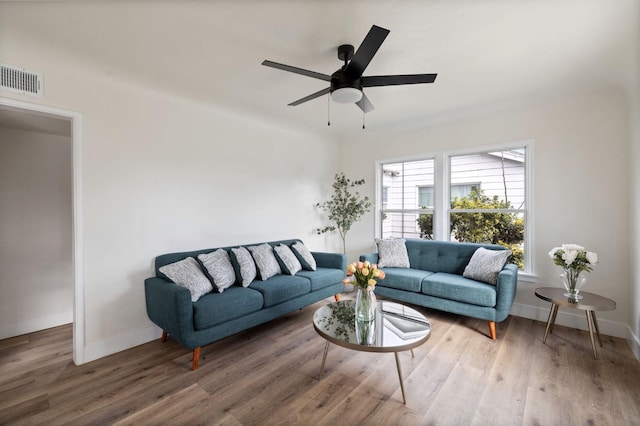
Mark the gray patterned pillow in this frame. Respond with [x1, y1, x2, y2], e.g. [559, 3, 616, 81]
[159, 257, 213, 302]
[274, 244, 302, 275]
[291, 242, 316, 271]
[463, 247, 512, 285]
[248, 243, 282, 280]
[376, 238, 410, 268]
[197, 249, 236, 293]
[231, 246, 257, 287]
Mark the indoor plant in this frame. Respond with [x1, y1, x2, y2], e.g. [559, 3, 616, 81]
[316, 173, 372, 255]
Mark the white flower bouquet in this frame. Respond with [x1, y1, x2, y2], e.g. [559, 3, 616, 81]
[548, 244, 598, 299]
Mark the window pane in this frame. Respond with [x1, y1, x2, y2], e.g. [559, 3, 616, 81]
[382, 159, 435, 210]
[450, 150, 525, 208]
[381, 211, 427, 239]
[418, 186, 433, 208]
[449, 212, 525, 269]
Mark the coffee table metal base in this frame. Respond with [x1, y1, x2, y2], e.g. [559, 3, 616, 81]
[317, 341, 413, 404]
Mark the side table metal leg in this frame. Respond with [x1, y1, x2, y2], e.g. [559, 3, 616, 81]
[318, 341, 330, 378]
[394, 352, 407, 405]
[591, 311, 603, 347]
[543, 304, 559, 343]
[585, 311, 598, 360]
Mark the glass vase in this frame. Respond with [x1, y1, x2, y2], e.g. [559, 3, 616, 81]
[355, 286, 377, 322]
[561, 272, 587, 301]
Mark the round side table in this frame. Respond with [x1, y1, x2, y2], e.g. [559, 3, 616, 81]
[534, 287, 616, 359]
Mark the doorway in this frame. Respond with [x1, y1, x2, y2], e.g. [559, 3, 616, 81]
[0, 97, 84, 364]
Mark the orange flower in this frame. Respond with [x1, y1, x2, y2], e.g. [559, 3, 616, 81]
[378, 270, 386, 279]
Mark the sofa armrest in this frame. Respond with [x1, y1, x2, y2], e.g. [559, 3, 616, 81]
[359, 253, 379, 264]
[494, 264, 519, 322]
[144, 277, 194, 345]
[312, 251, 347, 271]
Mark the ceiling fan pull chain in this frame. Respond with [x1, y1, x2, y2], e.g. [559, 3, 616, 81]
[362, 110, 365, 130]
[327, 94, 331, 126]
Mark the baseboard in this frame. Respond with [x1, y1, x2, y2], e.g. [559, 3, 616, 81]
[510, 302, 628, 339]
[0, 310, 73, 340]
[82, 325, 162, 364]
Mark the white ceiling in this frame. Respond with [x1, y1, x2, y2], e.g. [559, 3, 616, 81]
[1, 1, 637, 136]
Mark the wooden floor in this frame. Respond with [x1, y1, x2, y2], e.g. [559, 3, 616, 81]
[1, 298, 640, 426]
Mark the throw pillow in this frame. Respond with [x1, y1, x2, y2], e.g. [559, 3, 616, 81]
[291, 241, 317, 271]
[248, 243, 282, 281]
[231, 246, 257, 287]
[197, 249, 236, 293]
[158, 257, 213, 302]
[376, 238, 410, 268]
[463, 247, 512, 285]
[274, 244, 302, 275]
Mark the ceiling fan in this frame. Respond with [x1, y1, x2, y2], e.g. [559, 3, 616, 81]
[261, 25, 437, 114]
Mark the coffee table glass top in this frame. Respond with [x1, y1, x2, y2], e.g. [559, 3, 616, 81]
[313, 300, 431, 352]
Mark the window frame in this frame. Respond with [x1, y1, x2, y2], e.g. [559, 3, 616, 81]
[375, 140, 535, 277]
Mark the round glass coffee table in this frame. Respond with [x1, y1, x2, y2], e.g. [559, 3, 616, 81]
[535, 287, 616, 359]
[313, 299, 431, 404]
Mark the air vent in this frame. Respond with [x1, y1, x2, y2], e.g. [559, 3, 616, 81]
[1, 64, 43, 97]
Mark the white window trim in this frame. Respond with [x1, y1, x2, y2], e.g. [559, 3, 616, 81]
[375, 139, 535, 276]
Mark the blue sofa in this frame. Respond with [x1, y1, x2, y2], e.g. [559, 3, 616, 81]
[144, 239, 346, 369]
[360, 239, 518, 339]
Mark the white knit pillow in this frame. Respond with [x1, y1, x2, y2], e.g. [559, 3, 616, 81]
[197, 249, 236, 293]
[159, 257, 213, 302]
[463, 247, 511, 285]
[274, 244, 302, 275]
[376, 238, 410, 268]
[231, 247, 257, 287]
[248, 243, 282, 281]
[291, 242, 316, 271]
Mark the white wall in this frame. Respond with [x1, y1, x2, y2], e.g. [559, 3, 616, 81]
[0, 127, 73, 339]
[341, 87, 632, 338]
[1, 38, 340, 363]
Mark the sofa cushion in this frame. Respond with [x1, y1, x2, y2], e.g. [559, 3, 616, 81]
[193, 286, 264, 330]
[422, 272, 496, 307]
[230, 247, 257, 287]
[197, 249, 236, 293]
[248, 243, 282, 280]
[463, 247, 512, 285]
[274, 244, 302, 275]
[376, 238, 410, 268]
[249, 275, 311, 307]
[291, 242, 317, 271]
[375, 268, 435, 293]
[406, 240, 485, 274]
[158, 257, 213, 302]
[296, 267, 344, 292]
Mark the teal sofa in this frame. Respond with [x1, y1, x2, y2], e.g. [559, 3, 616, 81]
[360, 239, 518, 339]
[145, 239, 346, 369]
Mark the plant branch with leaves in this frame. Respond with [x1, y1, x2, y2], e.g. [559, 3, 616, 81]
[316, 173, 372, 254]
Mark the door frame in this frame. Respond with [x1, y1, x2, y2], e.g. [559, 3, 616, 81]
[0, 97, 84, 364]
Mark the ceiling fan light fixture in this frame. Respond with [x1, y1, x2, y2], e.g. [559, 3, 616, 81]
[331, 87, 363, 104]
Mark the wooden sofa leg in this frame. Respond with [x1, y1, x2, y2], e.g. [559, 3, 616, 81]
[488, 321, 497, 340]
[334, 294, 340, 302]
[192, 347, 201, 370]
[161, 331, 168, 343]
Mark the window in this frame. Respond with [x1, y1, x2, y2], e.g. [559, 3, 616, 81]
[377, 146, 530, 272]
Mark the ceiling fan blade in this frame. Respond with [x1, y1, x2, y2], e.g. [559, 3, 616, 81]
[362, 74, 438, 87]
[288, 87, 331, 106]
[356, 92, 374, 113]
[261, 60, 331, 82]
[344, 25, 390, 79]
